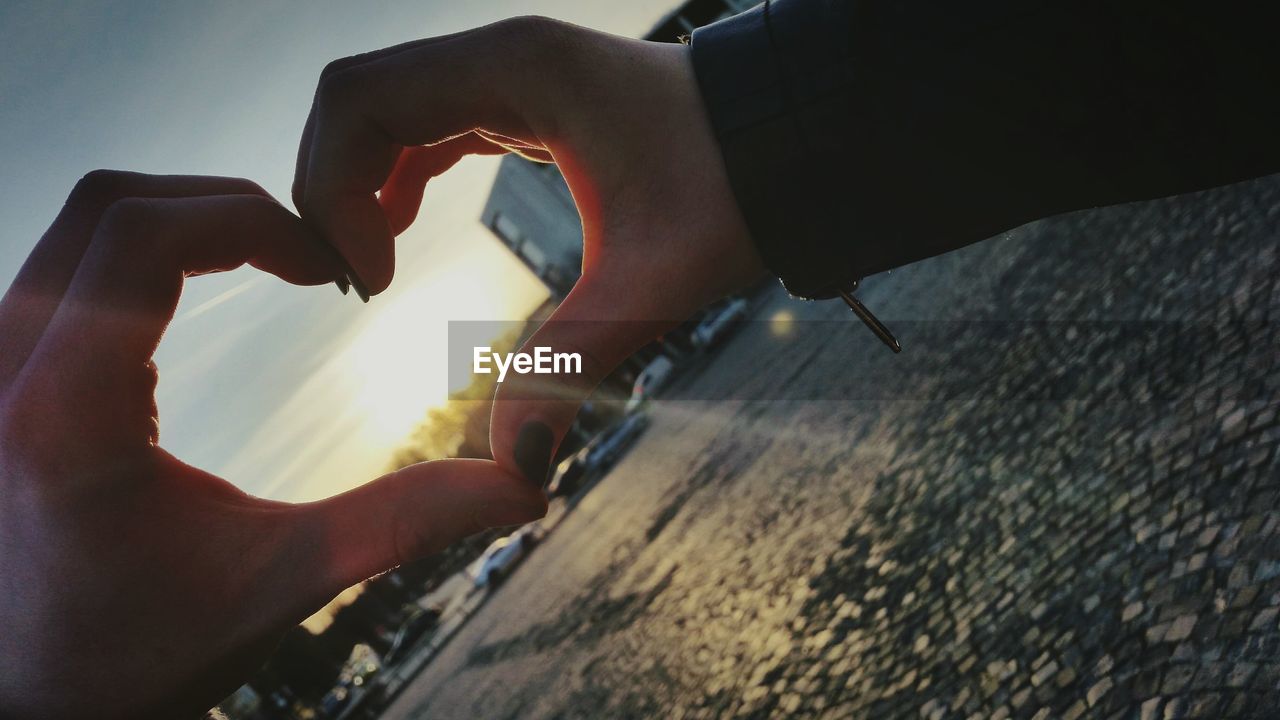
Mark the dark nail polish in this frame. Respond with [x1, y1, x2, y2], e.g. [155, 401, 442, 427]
[513, 421, 554, 487]
[329, 249, 370, 303]
[335, 274, 351, 295]
[349, 272, 370, 303]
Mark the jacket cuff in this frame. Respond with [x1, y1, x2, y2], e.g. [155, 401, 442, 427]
[689, 0, 860, 300]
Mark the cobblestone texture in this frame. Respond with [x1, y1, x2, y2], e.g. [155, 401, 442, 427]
[388, 178, 1280, 719]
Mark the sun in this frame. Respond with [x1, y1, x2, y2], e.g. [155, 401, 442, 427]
[341, 249, 545, 448]
[346, 287, 453, 442]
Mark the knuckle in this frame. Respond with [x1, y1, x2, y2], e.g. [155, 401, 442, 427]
[391, 513, 440, 567]
[318, 54, 367, 82]
[493, 15, 566, 43]
[318, 57, 347, 81]
[95, 198, 172, 265]
[315, 63, 368, 111]
[481, 16, 580, 136]
[490, 15, 574, 65]
[228, 177, 268, 197]
[67, 169, 137, 210]
[96, 197, 157, 238]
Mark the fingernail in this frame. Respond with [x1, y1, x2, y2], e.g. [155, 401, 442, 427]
[350, 272, 370, 303]
[335, 274, 351, 295]
[329, 249, 370, 303]
[513, 421, 554, 488]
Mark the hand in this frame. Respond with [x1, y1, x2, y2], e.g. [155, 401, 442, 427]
[292, 16, 766, 484]
[0, 171, 546, 718]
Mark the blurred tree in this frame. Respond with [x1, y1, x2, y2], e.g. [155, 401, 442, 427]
[388, 326, 522, 468]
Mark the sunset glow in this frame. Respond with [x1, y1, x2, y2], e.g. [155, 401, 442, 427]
[345, 244, 545, 448]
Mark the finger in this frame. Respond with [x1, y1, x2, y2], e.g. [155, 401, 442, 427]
[16, 194, 341, 442]
[0, 171, 271, 390]
[515, 148, 556, 163]
[378, 133, 507, 236]
[302, 459, 546, 594]
[489, 274, 680, 487]
[299, 18, 559, 295]
[475, 128, 546, 152]
[475, 129, 555, 162]
[491, 144, 555, 164]
[292, 31, 475, 213]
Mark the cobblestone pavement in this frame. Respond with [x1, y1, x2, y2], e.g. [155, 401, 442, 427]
[386, 177, 1280, 719]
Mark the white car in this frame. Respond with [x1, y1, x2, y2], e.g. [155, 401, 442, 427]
[594, 412, 650, 465]
[624, 356, 675, 414]
[467, 529, 536, 588]
[692, 298, 750, 349]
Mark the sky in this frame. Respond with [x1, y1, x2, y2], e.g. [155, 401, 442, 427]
[0, 0, 676, 502]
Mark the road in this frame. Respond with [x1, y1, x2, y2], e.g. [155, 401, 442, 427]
[385, 177, 1280, 719]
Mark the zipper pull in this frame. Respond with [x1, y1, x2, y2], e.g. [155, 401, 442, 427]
[838, 280, 901, 353]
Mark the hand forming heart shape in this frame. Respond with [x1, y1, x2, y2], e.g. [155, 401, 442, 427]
[291, 17, 762, 487]
[0, 171, 546, 718]
[0, 17, 760, 718]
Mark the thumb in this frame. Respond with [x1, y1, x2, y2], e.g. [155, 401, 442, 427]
[490, 273, 681, 486]
[304, 459, 546, 593]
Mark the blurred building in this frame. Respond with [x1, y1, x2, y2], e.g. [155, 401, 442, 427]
[482, 158, 581, 296]
[647, 0, 759, 39]
[480, 0, 755, 298]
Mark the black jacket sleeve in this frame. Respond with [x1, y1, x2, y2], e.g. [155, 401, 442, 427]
[689, 0, 1280, 299]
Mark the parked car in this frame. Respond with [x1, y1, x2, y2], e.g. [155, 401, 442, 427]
[594, 412, 650, 465]
[467, 529, 537, 588]
[624, 356, 676, 414]
[382, 605, 442, 665]
[547, 448, 594, 497]
[547, 413, 651, 497]
[692, 297, 750, 349]
[514, 522, 545, 547]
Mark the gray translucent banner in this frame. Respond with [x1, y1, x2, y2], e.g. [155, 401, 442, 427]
[448, 319, 1276, 404]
